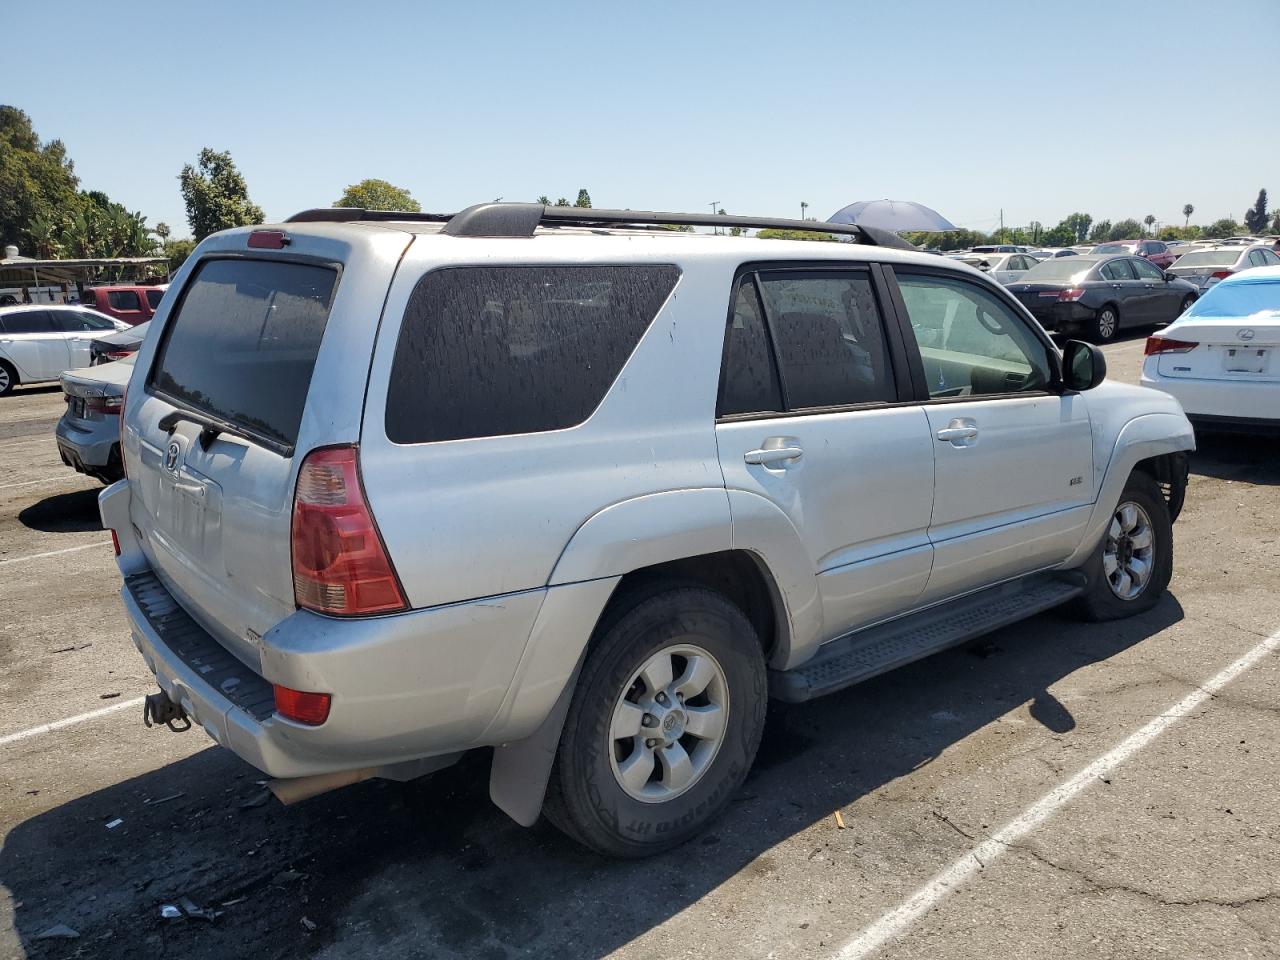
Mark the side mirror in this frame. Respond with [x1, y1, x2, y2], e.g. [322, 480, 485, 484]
[1061, 340, 1106, 391]
[1163, 271, 1177, 281]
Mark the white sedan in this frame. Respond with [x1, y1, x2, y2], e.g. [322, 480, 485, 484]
[0, 304, 129, 396]
[956, 252, 1040, 285]
[1141, 265, 1280, 433]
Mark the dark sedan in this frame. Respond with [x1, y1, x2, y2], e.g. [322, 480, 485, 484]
[1006, 255, 1198, 342]
[89, 319, 149, 364]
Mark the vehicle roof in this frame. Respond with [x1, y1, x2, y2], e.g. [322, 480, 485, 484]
[0, 303, 113, 315]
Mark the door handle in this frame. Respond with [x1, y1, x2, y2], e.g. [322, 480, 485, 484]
[745, 445, 804, 466]
[936, 419, 979, 445]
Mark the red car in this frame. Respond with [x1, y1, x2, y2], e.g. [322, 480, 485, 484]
[79, 284, 167, 326]
[1090, 239, 1176, 269]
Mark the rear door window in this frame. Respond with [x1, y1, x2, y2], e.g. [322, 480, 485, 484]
[0, 309, 57, 334]
[1101, 260, 1136, 281]
[718, 279, 783, 416]
[108, 290, 142, 311]
[145, 289, 166, 309]
[149, 258, 339, 452]
[1132, 258, 1163, 280]
[386, 265, 680, 444]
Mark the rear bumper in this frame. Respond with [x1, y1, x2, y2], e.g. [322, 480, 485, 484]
[1020, 301, 1094, 333]
[1140, 365, 1280, 423]
[55, 414, 120, 477]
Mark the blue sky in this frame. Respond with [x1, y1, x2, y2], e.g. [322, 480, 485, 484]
[7, 0, 1278, 238]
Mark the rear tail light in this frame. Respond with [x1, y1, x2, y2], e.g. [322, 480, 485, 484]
[272, 684, 332, 725]
[1057, 288, 1086, 302]
[1145, 336, 1199, 356]
[103, 350, 134, 361]
[85, 395, 124, 415]
[110, 529, 121, 557]
[291, 445, 407, 616]
[1209, 270, 1232, 280]
[118, 383, 128, 478]
[248, 229, 290, 250]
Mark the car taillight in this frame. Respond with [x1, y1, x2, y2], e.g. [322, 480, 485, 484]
[1145, 336, 1199, 356]
[110, 529, 121, 557]
[118, 383, 128, 478]
[291, 445, 406, 616]
[85, 395, 124, 414]
[272, 684, 332, 725]
[1057, 288, 1086, 301]
[248, 229, 290, 249]
[1209, 270, 1232, 280]
[104, 350, 133, 361]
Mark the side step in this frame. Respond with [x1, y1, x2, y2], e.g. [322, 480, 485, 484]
[770, 572, 1086, 703]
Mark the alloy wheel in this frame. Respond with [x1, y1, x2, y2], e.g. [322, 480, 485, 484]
[1098, 309, 1118, 340]
[1104, 501, 1156, 600]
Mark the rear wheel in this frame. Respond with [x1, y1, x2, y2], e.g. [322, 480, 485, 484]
[0, 360, 15, 397]
[1090, 304, 1120, 343]
[543, 585, 766, 858]
[1068, 471, 1173, 621]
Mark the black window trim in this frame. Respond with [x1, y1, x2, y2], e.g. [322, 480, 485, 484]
[0, 308, 57, 335]
[144, 252, 344, 458]
[881, 263, 1066, 406]
[715, 260, 914, 423]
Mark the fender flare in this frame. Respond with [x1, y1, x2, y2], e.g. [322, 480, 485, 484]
[1063, 412, 1195, 568]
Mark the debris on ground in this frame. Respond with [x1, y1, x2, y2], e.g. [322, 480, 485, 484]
[239, 790, 272, 810]
[99, 692, 121, 700]
[833, 810, 846, 830]
[220, 897, 247, 908]
[159, 898, 221, 922]
[272, 869, 308, 885]
[35, 924, 79, 940]
[301, 917, 317, 932]
[143, 792, 185, 806]
[51, 642, 92, 654]
[159, 905, 182, 920]
[105, 818, 123, 829]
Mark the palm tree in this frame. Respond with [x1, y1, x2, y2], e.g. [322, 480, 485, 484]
[1143, 214, 1156, 235]
[1182, 203, 1194, 227]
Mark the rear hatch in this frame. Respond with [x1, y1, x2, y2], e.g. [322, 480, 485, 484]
[1155, 282, 1280, 382]
[1168, 251, 1238, 290]
[123, 226, 411, 669]
[61, 358, 132, 423]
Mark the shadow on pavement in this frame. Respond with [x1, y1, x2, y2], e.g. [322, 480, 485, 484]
[1, 595, 1184, 960]
[1189, 432, 1280, 486]
[17, 488, 103, 534]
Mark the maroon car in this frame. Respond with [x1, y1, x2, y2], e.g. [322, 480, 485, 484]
[1090, 239, 1176, 269]
[79, 284, 167, 326]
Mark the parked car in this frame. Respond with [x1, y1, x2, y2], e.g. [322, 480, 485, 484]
[101, 203, 1194, 857]
[1090, 239, 1177, 269]
[90, 320, 150, 365]
[1028, 248, 1078, 259]
[971, 244, 1022, 254]
[0, 304, 129, 396]
[1166, 245, 1280, 293]
[56, 356, 133, 483]
[1141, 265, 1280, 433]
[1007, 254, 1199, 342]
[956, 252, 1039, 285]
[80, 284, 167, 326]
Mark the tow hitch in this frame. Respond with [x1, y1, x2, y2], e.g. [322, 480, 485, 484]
[143, 690, 191, 732]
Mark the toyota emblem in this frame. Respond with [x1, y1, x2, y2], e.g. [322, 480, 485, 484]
[164, 440, 181, 473]
[1238, 328, 1256, 342]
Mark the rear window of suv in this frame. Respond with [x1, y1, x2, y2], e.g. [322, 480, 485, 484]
[149, 258, 338, 451]
[386, 265, 679, 444]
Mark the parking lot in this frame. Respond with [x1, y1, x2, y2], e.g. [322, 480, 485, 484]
[1, 334, 1277, 960]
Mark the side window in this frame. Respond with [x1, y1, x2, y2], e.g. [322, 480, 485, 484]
[896, 273, 1052, 398]
[386, 265, 680, 444]
[1101, 260, 1136, 281]
[1248, 251, 1266, 267]
[756, 272, 896, 409]
[718, 279, 782, 416]
[1150, 242, 1167, 254]
[0, 309, 57, 334]
[145, 289, 165, 310]
[107, 290, 141, 311]
[78, 311, 116, 330]
[1131, 258, 1163, 280]
[1263, 250, 1280, 265]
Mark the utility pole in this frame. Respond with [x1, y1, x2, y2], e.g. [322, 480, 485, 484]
[709, 201, 720, 235]
[800, 201, 809, 221]
[999, 208, 1004, 244]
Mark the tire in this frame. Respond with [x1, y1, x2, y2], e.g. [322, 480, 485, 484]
[543, 585, 767, 858]
[1089, 304, 1120, 343]
[0, 360, 16, 397]
[1179, 295, 1196, 316]
[1068, 471, 1173, 622]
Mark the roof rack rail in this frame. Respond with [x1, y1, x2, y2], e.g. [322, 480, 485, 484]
[284, 203, 916, 250]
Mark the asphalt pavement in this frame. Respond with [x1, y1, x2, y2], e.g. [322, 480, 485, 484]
[1, 335, 1277, 960]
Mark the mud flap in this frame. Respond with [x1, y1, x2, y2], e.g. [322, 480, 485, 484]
[489, 662, 581, 827]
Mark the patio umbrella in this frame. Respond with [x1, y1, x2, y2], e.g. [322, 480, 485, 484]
[827, 199, 957, 233]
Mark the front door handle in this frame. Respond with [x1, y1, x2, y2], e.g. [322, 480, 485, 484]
[745, 444, 804, 466]
[936, 419, 979, 446]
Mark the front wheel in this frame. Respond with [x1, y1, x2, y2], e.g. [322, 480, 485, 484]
[1068, 471, 1173, 621]
[0, 360, 15, 397]
[543, 586, 766, 858]
[1179, 295, 1196, 316]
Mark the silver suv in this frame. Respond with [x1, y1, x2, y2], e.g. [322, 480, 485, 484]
[101, 203, 1194, 857]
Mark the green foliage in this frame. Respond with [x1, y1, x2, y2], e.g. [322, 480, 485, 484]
[1109, 218, 1143, 241]
[0, 105, 82, 252]
[1182, 203, 1194, 226]
[1272, 210, 1280, 234]
[1062, 212, 1093, 243]
[1158, 225, 1201, 241]
[1042, 224, 1076, 247]
[1244, 188, 1269, 234]
[1204, 217, 1241, 239]
[574, 189, 591, 208]
[555, 197, 570, 207]
[162, 238, 197, 272]
[334, 178, 420, 212]
[536, 195, 550, 205]
[756, 228, 838, 242]
[1088, 220, 1113, 243]
[1143, 214, 1156, 234]
[179, 148, 265, 240]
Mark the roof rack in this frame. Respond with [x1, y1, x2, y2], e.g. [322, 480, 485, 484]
[284, 203, 917, 250]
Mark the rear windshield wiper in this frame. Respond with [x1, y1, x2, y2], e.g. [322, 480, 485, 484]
[158, 409, 260, 452]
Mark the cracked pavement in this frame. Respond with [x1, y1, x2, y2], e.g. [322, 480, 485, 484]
[1, 335, 1278, 960]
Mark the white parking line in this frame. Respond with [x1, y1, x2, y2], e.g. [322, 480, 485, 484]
[0, 696, 145, 749]
[0, 540, 112, 565]
[0, 475, 81, 491]
[834, 626, 1280, 960]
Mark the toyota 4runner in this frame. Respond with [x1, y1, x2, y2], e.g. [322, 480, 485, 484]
[100, 203, 1193, 857]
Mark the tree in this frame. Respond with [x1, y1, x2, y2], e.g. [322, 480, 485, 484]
[1244, 189, 1269, 234]
[1182, 203, 1194, 227]
[1109, 219, 1144, 240]
[1063, 212, 1093, 244]
[1088, 220, 1113, 243]
[1272, 210, 1280, 234]
[179, 148, 264, 240]
[1143, 214, 1156, 235]
[334, 178, 420, 212]
[537, 195, 550, 205]
[574, 189, 591, 208]
[0, 105, 82, 252]
[1042, 224, 1076, 247]
[1204, 217, 1240, 239]
[555, 197, 570, 207]
[162, 238, 197, 272]
[755, 228, 838, 242]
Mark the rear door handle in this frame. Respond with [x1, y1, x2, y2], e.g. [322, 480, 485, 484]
[936, 420, 979, 445]
[744, 445, 804, 466]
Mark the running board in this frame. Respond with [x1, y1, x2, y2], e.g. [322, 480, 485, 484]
[770, 572, 1087, 703]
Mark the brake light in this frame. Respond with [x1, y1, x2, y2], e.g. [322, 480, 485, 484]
[1145, 336, 1199, 355]
[110, 529, 121, 557]
[1057, 288, 1086, 301]
[272, 684, 332, 725]
[291, 445, 407, 616]
[1209, 270, 1232, 280]
[104, 350, 133, 361]
[118, 383, 128, 478]
[248, 229, 290, 249]
[85, 395, 124, 414]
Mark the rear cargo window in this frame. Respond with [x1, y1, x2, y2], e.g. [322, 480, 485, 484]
[386, 265, 679, 443]
[149, 258, 338, 451]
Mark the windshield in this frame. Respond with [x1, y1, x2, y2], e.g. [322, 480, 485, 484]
[960, 257, 996, 269]
[1184, 279, 1280, 319]
[1022, 259, 1094, 283]
[1092, 243, 1131, 253]
[1173, 251, 1238, 268]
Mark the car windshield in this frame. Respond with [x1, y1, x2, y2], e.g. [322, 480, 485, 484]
[960, 257, 995, 269]
[1173, 251, 1238, 268]
[1022, 259, 1094, 283]
[1184, 279, 1280, 319]
[1092, 243, 1131, 253]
